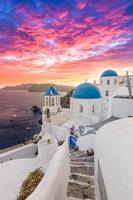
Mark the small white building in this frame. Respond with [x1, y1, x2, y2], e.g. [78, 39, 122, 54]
[111, 86, 133, 118]
[70, 82, 102, 122]
[95, 118, 133, 200]
[99, 69, 119, 98]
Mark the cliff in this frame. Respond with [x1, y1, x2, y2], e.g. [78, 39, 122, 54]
[2, 83, 73, 92]
[2, 83, 33, 91]
[28, 83, 73, 92]
[61, 90, 74, 108]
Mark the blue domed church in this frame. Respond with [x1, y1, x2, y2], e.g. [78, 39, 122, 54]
[42, 69, 119, 125]
[70, 82, 102, 122]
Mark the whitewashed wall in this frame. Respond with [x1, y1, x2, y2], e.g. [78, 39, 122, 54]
[0, 144, 38, 163]
[99, 77, 118, 98]
[95, 118, 133, 200]
[27, 140, 70, 200]
[101, 98, 113, 120]
[37, 138, 58, 162]
[77, 134, 95, 151]
[70, 98, 102, 121]
[112, 97, 133, 118]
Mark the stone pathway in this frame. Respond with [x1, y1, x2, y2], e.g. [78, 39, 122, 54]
[67, 150, 95, 200]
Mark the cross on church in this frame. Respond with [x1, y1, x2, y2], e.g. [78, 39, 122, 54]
[85, 79, 88, 83]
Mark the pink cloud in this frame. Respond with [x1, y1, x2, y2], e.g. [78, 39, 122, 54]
[77, 1, 87, 10]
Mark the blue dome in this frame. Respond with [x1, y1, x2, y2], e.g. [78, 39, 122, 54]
[44, 86, 59, 96]
[72, 82, 101, 99]
[101, 70, 118, 77]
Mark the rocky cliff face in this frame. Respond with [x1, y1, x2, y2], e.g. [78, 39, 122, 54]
[2, 83, 73, 92]
[2, 83, 34, 90]
[28, 83, 73, 92]
[61, 90, 73, 108]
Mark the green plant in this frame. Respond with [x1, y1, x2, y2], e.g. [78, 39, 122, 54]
[16, 168, 44, 200]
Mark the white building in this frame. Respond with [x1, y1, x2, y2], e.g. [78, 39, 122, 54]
[99, 69, 119, 98]
[70, 82, 102, 122]
[95, 118, 133, 200]
[70, 70, 133, 121]
[111, 86, 133, 118]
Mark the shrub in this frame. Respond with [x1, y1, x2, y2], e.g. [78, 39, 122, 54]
[16, 168, 44, 200]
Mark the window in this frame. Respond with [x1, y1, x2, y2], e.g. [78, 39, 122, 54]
[115, 79, 117, 85]
[46, 97, 48, 106]
[80, 105, 83, 113]
[56, 96, 58, 106]
[52, 97, 54, 106]
[45, 108, 50, 118]
[106, 90, 109, 96]
[57, 97, 60, 106]
[107, 80, 110, 85]
[92, 105, 95, 113]
[101, 79, 103, 85]
[49, 97, 51, 106]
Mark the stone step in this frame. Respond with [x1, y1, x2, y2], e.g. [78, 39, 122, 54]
[67, 180, 95, 199]
[71, 161, 94, 166]
[70, 173, 94, 185]
[71, 153, 89, 159]
[69, 149, 75, 154]
[71, 165, 94, 176]
[70, 151, 87, 156]
[70, 151, 84, 157]
[71, 156, 94, 163]
[70, 150, 83, 154]
[67, 197, 92, 200]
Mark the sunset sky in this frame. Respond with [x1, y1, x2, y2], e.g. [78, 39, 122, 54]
[0, 0, 133, 86]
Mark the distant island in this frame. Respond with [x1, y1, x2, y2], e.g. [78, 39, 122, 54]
[1, 83, 74, 92]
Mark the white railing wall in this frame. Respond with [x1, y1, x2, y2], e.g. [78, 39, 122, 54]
[0, 144, 38, 163]
[27, 140, 70, 200]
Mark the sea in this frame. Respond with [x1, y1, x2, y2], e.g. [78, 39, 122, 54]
[0, 90, 43, 150]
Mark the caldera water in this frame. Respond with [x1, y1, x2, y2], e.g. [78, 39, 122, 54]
[0, 90, 43, 149]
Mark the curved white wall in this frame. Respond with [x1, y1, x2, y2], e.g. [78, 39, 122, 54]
[0, 137, 58, 200]
[27, 140, 70, 200]
[95, 118, 133, 200]
[0, 144, 38, 163]
[37, 139, 58, 162]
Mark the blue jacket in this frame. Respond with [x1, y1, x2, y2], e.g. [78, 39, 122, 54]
[68, 135, 77, 148]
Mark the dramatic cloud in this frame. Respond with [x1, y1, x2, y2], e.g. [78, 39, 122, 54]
[0, 0, 133, 85]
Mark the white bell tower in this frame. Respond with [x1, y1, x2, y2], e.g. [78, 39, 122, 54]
[99, 69, 119, 119]
[99, 69, 119, 98]
[42, 86, 62, 135]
